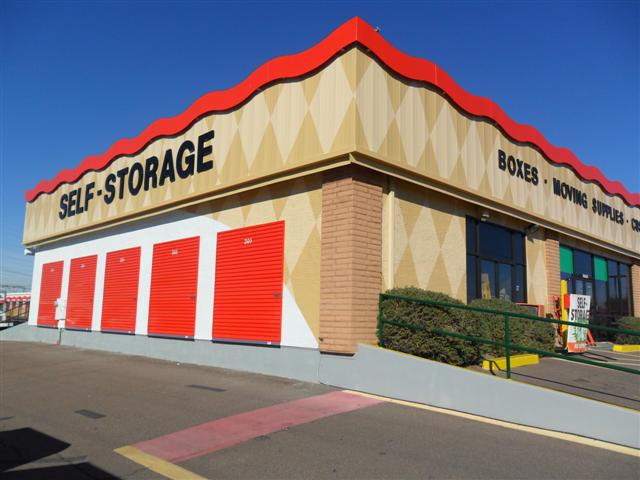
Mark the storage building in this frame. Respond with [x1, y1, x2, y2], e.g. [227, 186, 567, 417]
[23, 17, 640, 354]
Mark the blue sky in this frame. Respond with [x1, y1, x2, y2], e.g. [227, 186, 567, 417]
[1, 1, 638, 290]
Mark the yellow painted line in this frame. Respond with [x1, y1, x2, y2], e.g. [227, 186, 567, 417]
[343, 390, 640, 458]
[482, 354, 539, 371]
[613, 344, 640, 353]
[115, 446, 205, 480]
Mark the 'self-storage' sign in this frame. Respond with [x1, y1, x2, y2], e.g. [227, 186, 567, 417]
[58, 131, 215, 220]
[566, 294, 591, 353]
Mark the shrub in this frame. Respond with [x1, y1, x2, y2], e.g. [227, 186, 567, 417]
[468, 298, 555, 357]
[614, 317, 640, 345]
[378, 287, 483, 367]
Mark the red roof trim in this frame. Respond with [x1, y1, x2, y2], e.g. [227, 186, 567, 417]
[26, 17, 640, 206]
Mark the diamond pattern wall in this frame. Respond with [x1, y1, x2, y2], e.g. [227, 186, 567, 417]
[24, 49, 359, 245]
[387, 180, 548, 305]
[390, 181, 469, 300]
[353, 52, 638, 256]
[26, 47, 637, 257]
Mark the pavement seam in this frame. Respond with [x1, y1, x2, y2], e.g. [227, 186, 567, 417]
[343, 390, 640, 458]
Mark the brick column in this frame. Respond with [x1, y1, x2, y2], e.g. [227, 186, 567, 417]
[319, 165, 383, 354]
[544, 229, 561, 317]
[632, 262, 640, 318]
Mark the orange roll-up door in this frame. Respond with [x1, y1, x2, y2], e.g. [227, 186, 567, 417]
[66, 255, 98, 330]
[101, 247, 141, 334]
[213, 220, 284, 344]
[37, 260, 64, 327]
[148, 236, 200, 338]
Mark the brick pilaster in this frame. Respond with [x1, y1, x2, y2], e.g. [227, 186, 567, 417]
[632, 262, 640, 318]
[544, 230, 561, 317]
[319, 165, 383, 354]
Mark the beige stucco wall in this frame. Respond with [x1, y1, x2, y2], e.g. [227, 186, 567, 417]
[384, 179, 548, 307]
[384, 180, 469, 301]
[525, 228, 548, 307]
[353, 50, 639, 257]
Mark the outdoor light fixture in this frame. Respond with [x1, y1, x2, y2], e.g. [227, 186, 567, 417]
[480, 211, 490, 222]
[525, 223, 540, 236]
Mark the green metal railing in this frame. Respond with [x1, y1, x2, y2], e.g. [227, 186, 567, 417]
[378, 293, 640, 379]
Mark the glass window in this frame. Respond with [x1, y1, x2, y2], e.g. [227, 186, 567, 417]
[514, 265, 525, 303]
[561, 271, 573, 294]
[606, 260, 630, 315]
[620, 279, 629, 315]
[466, 218, 476, 254]
[574, 250, 592, 278]
[594, 280, 607, 312]
[466, 255, 476, 300]
[584, 281, 593, 299]
[480, 260, 495, 299]
[559, 246, 634, 337]
[619, 264, 629, 279]
[479, 222, 512, 260]
[513, 233, 524, 264]
[498, 263, 512, 301]
[608, 277, 619, 312]
[466, 217, 526, 304]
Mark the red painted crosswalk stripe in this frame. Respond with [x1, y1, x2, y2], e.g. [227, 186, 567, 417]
[133, 390, 382, 463]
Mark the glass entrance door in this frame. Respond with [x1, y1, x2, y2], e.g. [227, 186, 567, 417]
[574, 278, 594, 298]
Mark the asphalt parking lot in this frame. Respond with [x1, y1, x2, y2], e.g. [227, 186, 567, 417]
[0, 342, 638, 479]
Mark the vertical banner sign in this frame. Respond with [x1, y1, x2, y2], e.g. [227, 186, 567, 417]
[566, 294, 591, 353]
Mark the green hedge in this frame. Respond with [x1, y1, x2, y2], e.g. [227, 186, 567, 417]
[468, 298, 555, 357]
[615, 317, 640, 345]
[378, 288, 482, 367]
[378, 288, 556, 366]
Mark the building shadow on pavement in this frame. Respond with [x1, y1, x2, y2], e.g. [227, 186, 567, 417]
[0, 427, 117, 479]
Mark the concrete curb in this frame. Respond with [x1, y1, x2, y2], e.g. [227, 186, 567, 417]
[612, 344, 640, 353]
[481, 353, 539, 371]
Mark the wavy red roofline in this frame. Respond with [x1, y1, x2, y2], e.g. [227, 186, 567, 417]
[26, 17, 639, 206]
